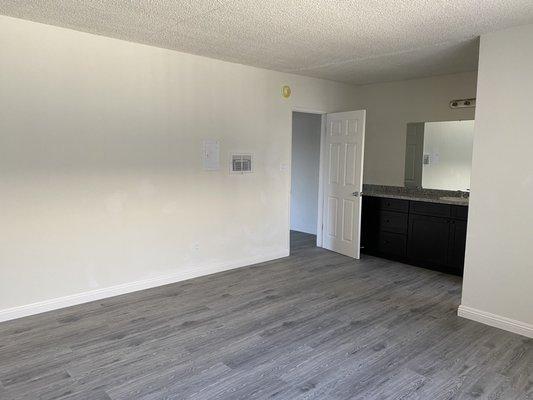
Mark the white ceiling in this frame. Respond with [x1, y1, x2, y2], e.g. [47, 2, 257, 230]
[2, 1, 533, 84]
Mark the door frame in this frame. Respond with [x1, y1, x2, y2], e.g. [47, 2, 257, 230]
[290, 107, 327, 248]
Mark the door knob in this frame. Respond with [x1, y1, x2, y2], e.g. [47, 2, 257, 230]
[352, 192, 361, 197]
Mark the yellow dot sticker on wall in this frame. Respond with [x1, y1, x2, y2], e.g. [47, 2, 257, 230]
[282, 85, 291, 98]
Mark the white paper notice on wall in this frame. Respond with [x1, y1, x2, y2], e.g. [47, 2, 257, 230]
[202, 139, 220, 171]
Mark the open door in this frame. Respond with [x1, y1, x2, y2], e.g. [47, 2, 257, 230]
[321, 110, 366, 258]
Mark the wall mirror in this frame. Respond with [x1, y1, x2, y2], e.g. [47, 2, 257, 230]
[404, 120, 474, 191]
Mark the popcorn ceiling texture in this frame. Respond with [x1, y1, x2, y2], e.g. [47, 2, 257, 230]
[1, 0, 533, 84]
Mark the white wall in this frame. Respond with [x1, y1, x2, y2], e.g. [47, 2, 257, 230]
[290, 112, 322, 235]
[0, 16, 359, 319]
[357, 72, 477, 186]
[460, 24, 533, 337]
[422, 120, 474, 191]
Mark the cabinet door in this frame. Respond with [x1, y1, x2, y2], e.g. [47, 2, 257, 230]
[448, 220, 467, 273]
[377, 232, 407, 258]
[408, 214, 450, 267]
[361, 196, 379, 253]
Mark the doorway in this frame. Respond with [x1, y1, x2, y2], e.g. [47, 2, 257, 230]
[290, 112, 323, 239]
[290, 109, 366, 259]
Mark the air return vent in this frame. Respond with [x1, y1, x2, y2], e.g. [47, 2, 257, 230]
[231, 153, 253, 174]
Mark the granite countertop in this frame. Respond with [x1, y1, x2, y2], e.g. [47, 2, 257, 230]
[362, 184, 469, 206]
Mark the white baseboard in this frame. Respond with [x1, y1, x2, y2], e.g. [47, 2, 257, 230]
[458, 305, 533, 339]
[0, 250, 289, 323]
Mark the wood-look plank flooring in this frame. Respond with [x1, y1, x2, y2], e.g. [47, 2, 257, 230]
[0, 231, 531, 399]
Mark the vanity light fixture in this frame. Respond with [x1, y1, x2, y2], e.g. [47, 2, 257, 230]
[449, 98, 476, 109]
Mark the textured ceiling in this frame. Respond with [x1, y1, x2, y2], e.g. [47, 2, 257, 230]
[2, 1, 533, 84]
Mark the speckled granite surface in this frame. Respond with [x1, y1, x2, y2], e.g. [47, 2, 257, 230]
[362, 184, 469, 206]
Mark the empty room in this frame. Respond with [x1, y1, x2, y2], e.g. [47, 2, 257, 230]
[1, 1, 532, 399]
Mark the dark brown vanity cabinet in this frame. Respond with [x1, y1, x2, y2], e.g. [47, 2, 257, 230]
[361, 196, 468, 276]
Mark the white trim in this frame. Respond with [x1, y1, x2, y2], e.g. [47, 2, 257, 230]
[316, 114, 327, 247]
[0, 250, 289, 323]
[458, 305, 533, 338]
[292, 107, 326, 115]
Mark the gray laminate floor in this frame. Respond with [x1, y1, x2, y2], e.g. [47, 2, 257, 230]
[0, 231, 531, 399]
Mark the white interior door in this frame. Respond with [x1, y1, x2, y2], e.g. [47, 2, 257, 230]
[321, 110, 366, 258]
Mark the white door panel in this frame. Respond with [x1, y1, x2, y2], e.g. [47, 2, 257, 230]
[322, 110, 366, 258]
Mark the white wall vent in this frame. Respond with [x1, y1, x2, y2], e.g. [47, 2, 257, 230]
[230, 153, 253, 174]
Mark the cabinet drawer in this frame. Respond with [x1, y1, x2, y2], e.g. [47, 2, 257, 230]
[377, 232, 407, 258]
[378, 211, 408, 234]
[410, 201, 451, 217]
[451, 205, 468, 220]
[377, 197, 409, 213]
